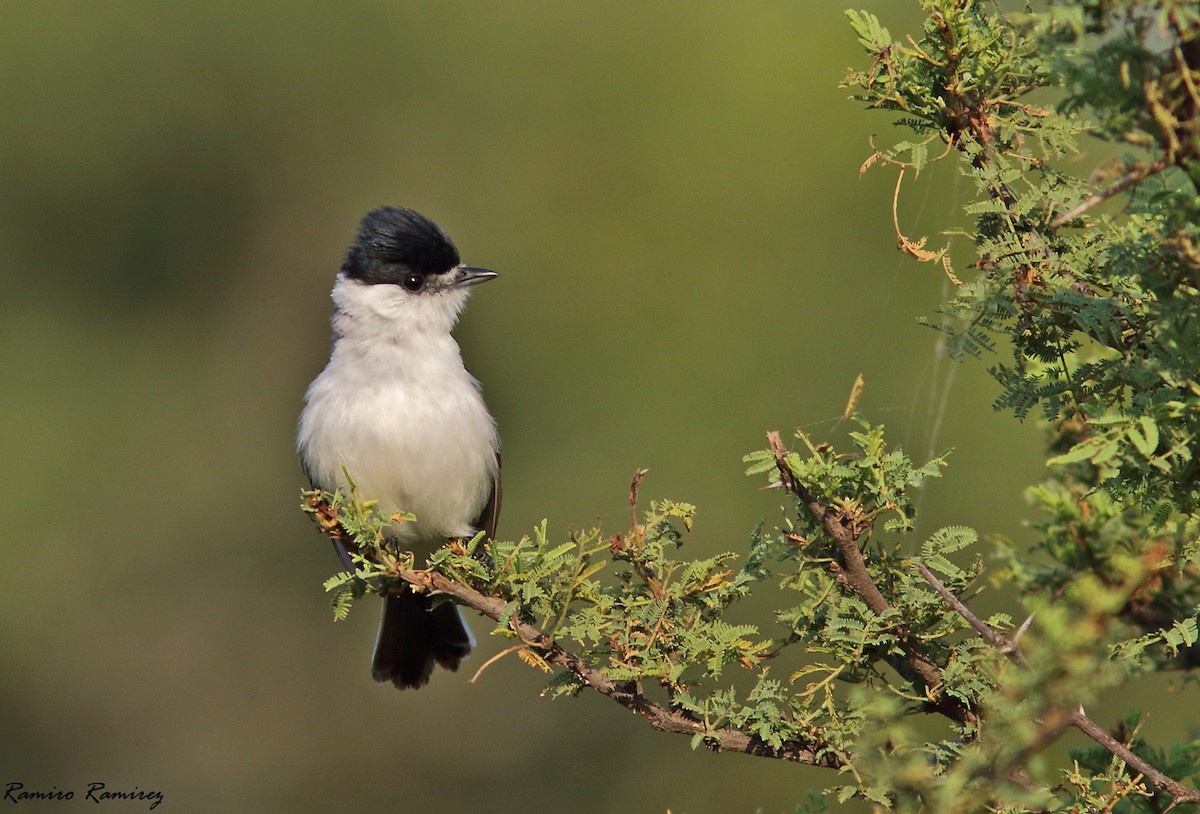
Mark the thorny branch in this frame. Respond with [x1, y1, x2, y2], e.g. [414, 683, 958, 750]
[305, 493, 842, 768]
[767, 431, 979, 729]
[914, 563, 1200, 807]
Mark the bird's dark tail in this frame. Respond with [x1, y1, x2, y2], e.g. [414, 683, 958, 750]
[371, 588, 473, 690]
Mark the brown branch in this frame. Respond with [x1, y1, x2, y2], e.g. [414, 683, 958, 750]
[767, 432, 978, 728]
[1069, 708, 1200, 807]
[768, 432, 888, 612]
[914, 563, 1200, 806]
[396, 567, 842, 767]
[304, 493, 841, 768]
[915, 562, 1027, 668]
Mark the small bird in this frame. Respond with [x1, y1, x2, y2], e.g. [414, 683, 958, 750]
[297, 206, 501, 690]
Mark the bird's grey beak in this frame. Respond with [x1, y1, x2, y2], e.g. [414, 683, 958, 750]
[450, 265, 499, 288]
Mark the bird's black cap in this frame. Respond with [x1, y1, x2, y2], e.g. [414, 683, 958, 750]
[341, 207, 462, 285]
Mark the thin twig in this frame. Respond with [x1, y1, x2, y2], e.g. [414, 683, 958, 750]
[914, 563, 1200, 806]
[915, 562, 1026, 667]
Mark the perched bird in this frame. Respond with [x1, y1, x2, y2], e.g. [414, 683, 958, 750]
[297, 206, 501, 690]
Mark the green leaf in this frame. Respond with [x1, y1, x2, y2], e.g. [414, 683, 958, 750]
[1133, 416, 1159, 458]
[1047, 441, 1100, 466]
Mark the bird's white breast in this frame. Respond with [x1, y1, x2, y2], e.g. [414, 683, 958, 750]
[297, 276, 498, 555]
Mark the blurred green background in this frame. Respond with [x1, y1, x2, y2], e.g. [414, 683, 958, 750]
[0, 1, 1133, 812]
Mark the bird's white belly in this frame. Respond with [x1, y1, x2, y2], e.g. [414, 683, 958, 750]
[300, 368, 497, 553]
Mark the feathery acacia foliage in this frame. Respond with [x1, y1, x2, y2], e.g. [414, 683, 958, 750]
[303, 1, 1200, 810]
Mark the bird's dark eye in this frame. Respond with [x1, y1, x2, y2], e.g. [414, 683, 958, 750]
[401, 273, 424, 292]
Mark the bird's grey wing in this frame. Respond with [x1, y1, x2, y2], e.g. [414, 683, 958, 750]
[473, 453, 502, 541]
